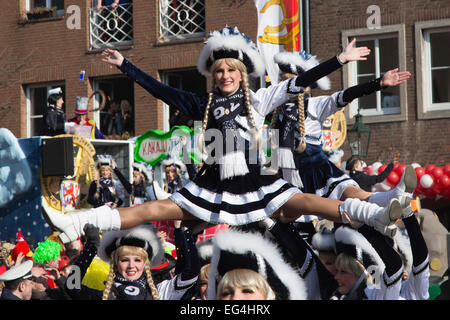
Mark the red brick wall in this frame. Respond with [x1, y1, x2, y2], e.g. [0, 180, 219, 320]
[1, 0, 448, 168]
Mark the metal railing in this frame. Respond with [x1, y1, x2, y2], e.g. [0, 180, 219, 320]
[89, 3, 133, 49]
[159, 0, 205, 40]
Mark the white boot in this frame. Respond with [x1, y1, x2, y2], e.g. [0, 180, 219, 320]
[368, 188, 411, 208]
[368, 165, 416, 208]
[340, 198, 402, 237]
[151, 181, 171, 200]
[42, 197, 121, 243]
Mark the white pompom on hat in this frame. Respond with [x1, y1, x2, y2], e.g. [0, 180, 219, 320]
[274, 51, 331, 90]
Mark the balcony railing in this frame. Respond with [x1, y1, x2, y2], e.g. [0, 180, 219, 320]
[89, 3, 133, 50]
[159, 0, 205, 41]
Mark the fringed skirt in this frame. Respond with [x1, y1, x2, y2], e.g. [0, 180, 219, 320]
[294, 144, 358, 200]
[169, 163, 301, 225]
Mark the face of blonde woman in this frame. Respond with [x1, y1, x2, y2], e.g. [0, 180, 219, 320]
[133, 172, 142, 184]
[334, 268, 360, 295]
[213, 60, 242, 97]
[219, 285, 266, 300]
[117, 255, 146, 281]
[100, 166, 112, 179]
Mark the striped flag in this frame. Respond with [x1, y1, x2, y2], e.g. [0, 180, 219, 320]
[254, 0, 301, 84]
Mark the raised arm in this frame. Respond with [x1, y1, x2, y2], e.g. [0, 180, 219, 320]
[295, 38, 371, 88]
[342, 68, 411, 104]
[101, 49, 207, 120]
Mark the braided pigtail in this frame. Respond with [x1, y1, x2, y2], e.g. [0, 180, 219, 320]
[295, 86, 311, 153]
[268, 106, 280, 145]
[101, 261, 116, 300]
[197, 91, 214, 155]
[145, 262, 160, 300]
[241, 74, 261, 151]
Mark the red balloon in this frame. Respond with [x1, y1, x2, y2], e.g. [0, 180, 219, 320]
[437, 174, 450, 189]
[431, 167, 444, 179]
[431, 183, 441, 195]
[394, 163, 406, 177]
[363, 167, 373, 175]
[442, 186, 450, 199]
[387, 171, 400, 186]
[414, 185, 426, 195]
[424, 188, 437, 200]
[425, 164, 436, 174]
[415, 167, 425, 183]
[444, 164, 450, 176]
[378, 164, 387, 174]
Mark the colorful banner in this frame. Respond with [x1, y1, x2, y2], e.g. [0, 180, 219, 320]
[134, 125, 199, 167]
[254, 0, 301, 84]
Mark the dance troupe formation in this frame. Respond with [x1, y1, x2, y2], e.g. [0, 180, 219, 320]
[1, 26, 429, 301]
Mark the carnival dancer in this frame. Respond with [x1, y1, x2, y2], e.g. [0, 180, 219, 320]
[270, 50, 414, 212]
[112, 159, 153, 206]
[64, 223, 199, 300]
[42, 26, 401, 244]
[87, 155, 124, 208]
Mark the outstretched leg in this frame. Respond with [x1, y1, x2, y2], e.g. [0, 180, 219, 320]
[278, 193, 402, 237]
[118, 199, 197, 229]
[43, 198, 197, 243]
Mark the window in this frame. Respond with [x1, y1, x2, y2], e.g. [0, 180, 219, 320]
[159, 0, 205, 41]
[89, 1, 133, 49]
[26, 0, 65, 17]
[415, 19, 450, 119]
[161, 69, 206, 131]
[342, 24, 408, 124]
[26, 84, 65, 137]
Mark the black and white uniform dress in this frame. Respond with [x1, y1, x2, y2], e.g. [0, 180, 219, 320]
[277, 91, 358, 201]
[119, 56, 344, 226]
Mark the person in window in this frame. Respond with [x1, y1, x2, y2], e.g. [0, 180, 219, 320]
[67, 96, 106, 139]
[106, 99, 123, 137]
[120, 99, 134, 137]
[40, 87, 65, 137]
[95, 0, 119, 11]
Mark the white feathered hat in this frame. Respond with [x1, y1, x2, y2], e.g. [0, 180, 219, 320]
[197, 26, 265, 78]
[95, 154, 113, 169]
[311, 229, 336, 253]
[207, 229, 307, 300]
[132, 161, 153, 182]
[98, 224, 164, 268]
[334, 226, 385, 272]
[274, 51, 331, 90]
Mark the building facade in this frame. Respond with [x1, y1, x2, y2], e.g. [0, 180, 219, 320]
[0, 0, 449, 166]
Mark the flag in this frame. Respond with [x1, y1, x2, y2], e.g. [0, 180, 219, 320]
[254, 0, 301, 84]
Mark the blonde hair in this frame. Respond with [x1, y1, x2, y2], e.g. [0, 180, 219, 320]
[131, 170, 146, 203]
[271, 72, 310, 153]
[335, 253, 373, 285]
[217, 268, 276, 300]
[95, 165, 115, 200]
[101, 245, 160, 300]
[164, 165, 182, 193]
[198, 58, 262, 154]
